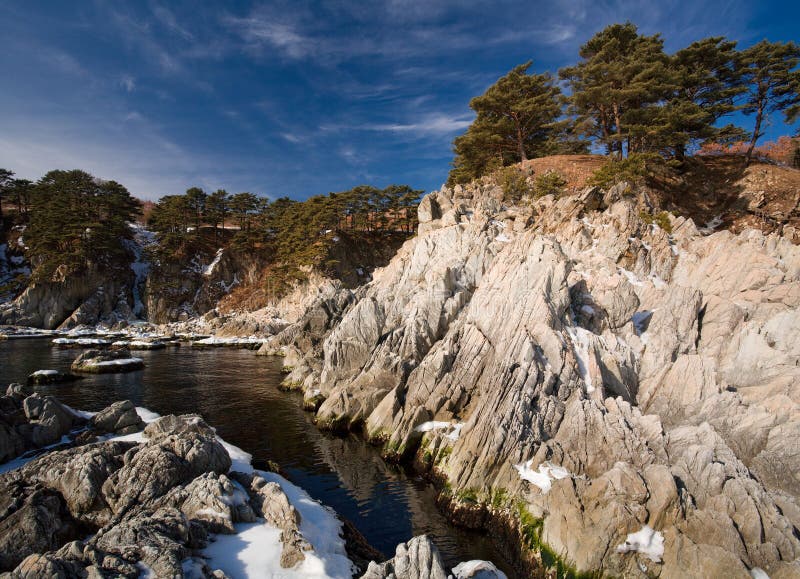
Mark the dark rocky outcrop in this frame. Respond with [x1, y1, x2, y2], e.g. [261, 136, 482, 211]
[0, 385, 84, 464]
[0, 406, 360, 578]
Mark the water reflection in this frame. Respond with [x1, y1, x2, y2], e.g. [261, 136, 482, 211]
[0, 338, 510, 573]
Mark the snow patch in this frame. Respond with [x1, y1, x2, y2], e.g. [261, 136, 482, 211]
[52, 338, 112, 346]
[446, 422, 465, 441]
[31, 369, 59, 376]
[565, 325, 595, 393]
[616, 525, 665, 563]
[452, 560, 508, 579]
[750, 569, 770, 579]
[495, 233, 511, 243]
[618, 268, 644, 287]
[414, 421, 450, 433]
[91, 357, 144, 367]
[194, 336, 266, 346]
[700, 214, 724, 234]
[414, 421, 464, 441]
[204, 248, 224, 276]
[514, 460, 572, 494]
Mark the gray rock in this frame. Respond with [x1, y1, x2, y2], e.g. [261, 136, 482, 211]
[360, 535, 447, 579]
[90, 400, 144, 435]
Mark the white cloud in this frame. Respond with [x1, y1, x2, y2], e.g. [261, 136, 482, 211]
[151, 2, 194, 40]
[225, 16, 312, 59]
[120, 75, 136, 92]
[374, 113, 473, 135]
[281, 132, 302, 144]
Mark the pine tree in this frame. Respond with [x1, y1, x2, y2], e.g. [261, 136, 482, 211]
[185, 187, 207, 231]
[560, 22, 670, 157]
[206, 189, 230, 238]
[229, 192, 260, 232]
[738, 40, 800, 163]
[449, 62, 563, 184]
[0, 168, 14, 222]
[655, 37, 745, 160]
[26, 170, 139, 279]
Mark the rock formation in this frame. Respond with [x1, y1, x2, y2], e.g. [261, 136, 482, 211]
[272, 175, 800, 578]
[0, 384, 84, 463]
[0, 404, 348, 577]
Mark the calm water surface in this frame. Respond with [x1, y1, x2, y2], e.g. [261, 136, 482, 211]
[0, 337, 512, 575]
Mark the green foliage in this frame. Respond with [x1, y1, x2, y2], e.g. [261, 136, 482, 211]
[494, 165, 533, 203]
[639, 210, 673, 233]
[448, 62, 567, 184]
[587, 152, 658, 189]
[455, 488, 479, 504]
[489, 487, 511, 510]
[738, 40, 800, 161]
[533, 171, 567, 198]
[24, 170, 140, 280]
[560, 22, 671, 157]
[515, 502, 599, 579]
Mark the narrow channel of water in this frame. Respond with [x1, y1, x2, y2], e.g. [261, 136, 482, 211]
[0, 337, 513, 575]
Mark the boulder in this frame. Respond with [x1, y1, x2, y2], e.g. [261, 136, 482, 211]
[91, 400, 144, 435]
[71, 349, 144, 374]
[360, 535, 448, 579]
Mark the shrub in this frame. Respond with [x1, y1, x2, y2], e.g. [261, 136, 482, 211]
[533, 171, 567, 198]
[588, 152, 659, 190]
[639, 210, 673, 233]
[494, 165, 533, 203]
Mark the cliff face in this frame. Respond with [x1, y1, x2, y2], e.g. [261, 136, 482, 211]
[272, 175, 800, 577]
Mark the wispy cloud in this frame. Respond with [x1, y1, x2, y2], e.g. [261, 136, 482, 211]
[120, 75, 136, 92]
[225, 16, 312, 59]
[151, 1, 194, 40]
[370, 113, 473, 136]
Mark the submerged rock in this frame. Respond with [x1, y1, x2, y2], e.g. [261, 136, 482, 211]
[26, 370, 82, 386]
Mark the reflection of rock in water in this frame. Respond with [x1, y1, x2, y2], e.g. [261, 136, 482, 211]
[313, 431, 510, 571]
[314, 433, 404, 505]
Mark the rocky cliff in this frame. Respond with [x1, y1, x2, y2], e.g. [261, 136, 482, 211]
[268, 172, 800, 578]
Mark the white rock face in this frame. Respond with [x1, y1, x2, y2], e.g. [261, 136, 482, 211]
[276, 179, 800, 578]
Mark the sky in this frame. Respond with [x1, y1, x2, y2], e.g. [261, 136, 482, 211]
[0, 1, 798, 201]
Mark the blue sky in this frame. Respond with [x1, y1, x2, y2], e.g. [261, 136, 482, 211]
[0, 1, 798, 201]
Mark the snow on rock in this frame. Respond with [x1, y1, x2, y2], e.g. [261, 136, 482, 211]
[495, 233, 511, 243]
[700, 214, 724, 235]
[201, 431, 355, 578]
[616, 525, 665, 563]
[414, 421, 465, 441]
[414, 421, 450, 433]
[126, 224, 157, 317]
[749, 569, 770, 579]
[446, 422, 465, 441]
[204, 248, 224, 276]
[53, 337, 112, 346]
[514, 460, 571, 493]
[31, 369, 59, 376]
[92, 357, 144, 367]
[565, 325, 595, 393]
[451, 560, 508, 579]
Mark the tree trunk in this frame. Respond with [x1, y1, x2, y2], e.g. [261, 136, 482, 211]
[613, 103, 623, 158]
[745, 101, 764, 165]
[516, 121, 527, 162]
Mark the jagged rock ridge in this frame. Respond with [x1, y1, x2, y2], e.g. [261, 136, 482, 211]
[269, 174, 800, 578]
